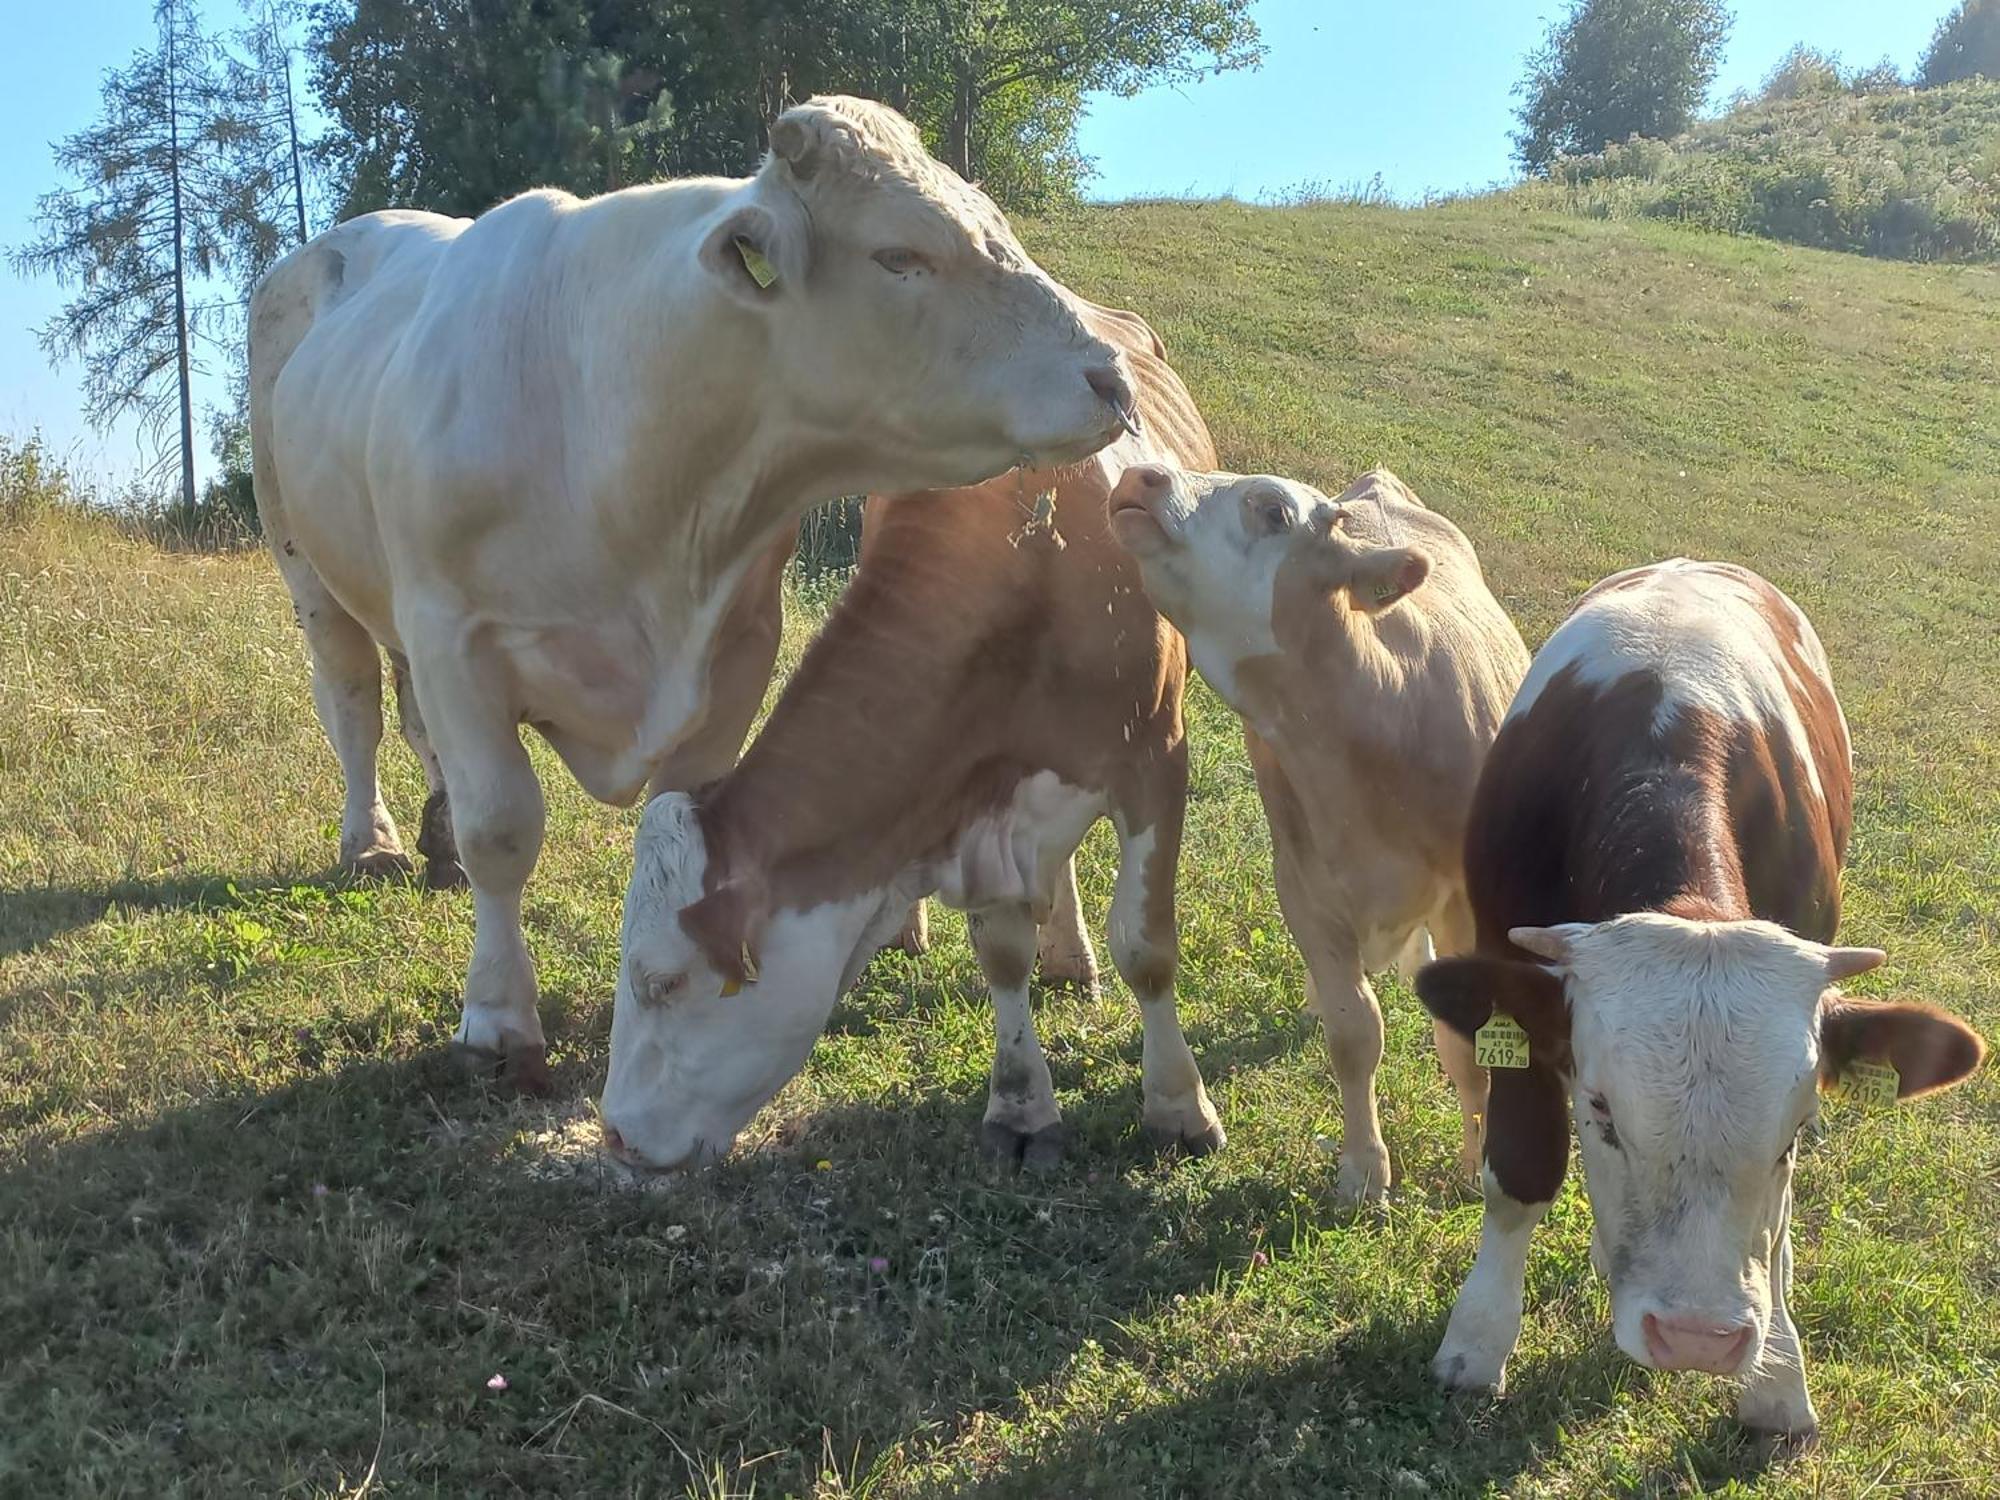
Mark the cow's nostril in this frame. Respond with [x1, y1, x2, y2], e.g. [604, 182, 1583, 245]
[1644, 1312, 1755, 1373]
[1131, 463, 1171, 492]
[1085, 365, 1140, 435]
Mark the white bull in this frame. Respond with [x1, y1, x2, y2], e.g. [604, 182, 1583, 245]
[249, 96, 1137, 1086]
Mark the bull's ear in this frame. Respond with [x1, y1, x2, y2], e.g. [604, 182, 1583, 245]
[699, 204, 794, 308]
[678, 877, 767, 994]
[1509, 924, 1590, 964]
[1820, 997, 1986, 1099]
[1344, 545, 1430, 614]
[1415, 955, 1570, 1059]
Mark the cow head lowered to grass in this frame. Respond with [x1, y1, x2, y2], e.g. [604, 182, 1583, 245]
[1410, 557, 1986, 1442]
[712, 95, 1140, 492]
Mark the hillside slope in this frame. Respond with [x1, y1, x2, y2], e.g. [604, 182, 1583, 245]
[4, 202, 1998, 1496]
[1524, 79, 2000, 262]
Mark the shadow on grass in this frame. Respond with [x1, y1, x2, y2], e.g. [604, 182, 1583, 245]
[0, 866, 429, 959]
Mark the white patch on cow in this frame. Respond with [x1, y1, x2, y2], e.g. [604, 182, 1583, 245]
[930, 771, 1105, 916]
[1551, 911, 1830, 1375]
[1505, 559, 1835, 802]
[1432, 1165, 1551, 1392]
[600, 793, 899, 1171]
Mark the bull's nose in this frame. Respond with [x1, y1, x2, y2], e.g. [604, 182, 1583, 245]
[1085, 365, 1141, 436]
[1643, 1312, 1755, 1374]
[1111, 462, 1173, 509]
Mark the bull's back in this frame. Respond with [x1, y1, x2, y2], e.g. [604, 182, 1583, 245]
[1468, 559, 1850, 945]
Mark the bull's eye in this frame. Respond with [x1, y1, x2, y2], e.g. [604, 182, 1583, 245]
[1587, 1092, 1622, 1151]
[873, 248, 932, 277]
[642, 971, 689, 1008]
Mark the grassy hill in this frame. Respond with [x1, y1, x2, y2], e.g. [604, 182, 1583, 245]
[4, 198, 1998, 1496]
[1520, 79, 2000, 263]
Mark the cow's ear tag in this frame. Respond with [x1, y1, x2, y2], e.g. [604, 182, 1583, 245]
[1844, 1058, 1899, 1108]
[734, 237, 777, 289]
[719, 975, 743, 998]
[1476, 1013, 1531, 1069]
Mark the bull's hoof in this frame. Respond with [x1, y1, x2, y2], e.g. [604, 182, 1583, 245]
[979, 1118, 1066, 1173]
[1034, 957, 1100, 1000]
[1145, 1114, 1227, 1158]
[424, 857, 469, 892]
[1432, 1348, 1506, 1396]
[1746, 1423, 1819, 1462]
[890, 904, 930, 956]
[1335, 1149, 1393, 1205]
[450, 1040, 552, 1096]
[343, 847, 414, 881]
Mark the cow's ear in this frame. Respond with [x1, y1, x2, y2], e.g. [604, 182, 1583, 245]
[700, 204, 798, 308]
[1820, 997, 1986, 1099]
[1416, 955, 1569, 1059]
[678, 876, 767, 994]
[1344, 545, 1431, 614]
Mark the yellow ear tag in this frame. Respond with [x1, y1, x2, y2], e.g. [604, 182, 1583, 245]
[735, 237, 777, 289]
[1845, 1058, 1899, 1108]
[719, 975, 742, 998]
[1476, 1014, 1531, 1070]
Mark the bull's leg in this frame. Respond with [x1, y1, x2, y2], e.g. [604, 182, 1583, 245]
[891, 900, 930, 955]
[1433, 1168, 1550, 1393]
[279, 558, 408, 877]
[1307, 958, 1393, 1202]
[411, 652, 549, 1092]
[1737, 1214, 1818, 1441]
[969, 900, 1063, 1170]
[1109, 811, 1221, 1155]
[388, 652, 464, 891]
[1429, 894, 1487, 1186]
[1034, 855, 1099, 996]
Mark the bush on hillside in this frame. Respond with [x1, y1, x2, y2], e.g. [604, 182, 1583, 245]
[1538, 81, 2000, 262]
[1759, 45, 1847, 104]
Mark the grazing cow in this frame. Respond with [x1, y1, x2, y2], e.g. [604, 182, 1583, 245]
[598, 307, 1218, 1172]
[1106, 464, 1530, 1200]
[249, 97, 1140, 1086]
[1415, 559, 1985, 1439]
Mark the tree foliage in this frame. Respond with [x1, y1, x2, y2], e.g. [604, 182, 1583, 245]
[1513, 0, 1732, 175]
[1759, 45, 1847, 104]
[309, 0, 1259, 217]
[1921, 0, 2000, 87]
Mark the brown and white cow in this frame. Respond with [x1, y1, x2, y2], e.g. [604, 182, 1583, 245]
[1415, 559, 1985, 1439]
[1107, 464, 1531, 1200]
[597, 306, 1220, 1172]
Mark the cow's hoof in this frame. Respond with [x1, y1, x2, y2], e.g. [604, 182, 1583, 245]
[1035, 957, 1100, 1000]
[424, 857, 468, 892]
[1432, 1346, 1506, 1396]
[1336, 1151, 1393, 1204]
[450, 1040, 553, 1096]
[343, 847, 414, 880]
[980, 1118, 1066, 1172]
[1144, 1111, 1227, 1158]
[1746, 1423, 1819, 1461]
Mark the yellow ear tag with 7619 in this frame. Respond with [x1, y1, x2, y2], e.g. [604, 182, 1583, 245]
[1845, 1058, 1899, 1108]
[1476, 1014, 1531, 1070]
[735, 237, 777, 289]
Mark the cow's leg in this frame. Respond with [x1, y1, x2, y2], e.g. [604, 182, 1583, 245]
[1109, 810, 1221, 1155]
[280, 559, 407, 877]
[388, 652, 465, 891]
[1430, 895, 1487, 1186]
[1307, 957, 1392, 1202]
[970, 900, 1063, 1169]
[1034, 855, 1099, 996]
[411, 653, 549, 1091]
[891, 900, 930, 955]
[1737, 1214, 1818, 1441]
[1433, 1168, 1551, 1393]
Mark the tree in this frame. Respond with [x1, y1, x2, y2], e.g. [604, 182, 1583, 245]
[1513, 0, 1732, 175]
[309, 0, 1260, 217]
[1921, 0, 2000, 86]
[1758, 44, 1845, 104]
[12, 1, 309, 514]
[1849, 57, 1905, 95]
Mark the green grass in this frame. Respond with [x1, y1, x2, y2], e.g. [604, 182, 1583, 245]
[4, 198, 1998, 1496]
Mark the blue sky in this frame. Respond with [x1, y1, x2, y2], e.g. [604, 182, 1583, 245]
[0, 1, 1948, 492]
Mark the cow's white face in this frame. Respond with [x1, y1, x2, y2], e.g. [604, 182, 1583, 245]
[1514, 915, 1884, 1377]
[703, 97, 1135, 494]
[1106, 463, 1429, 709]
[599, 793, 891, 1172]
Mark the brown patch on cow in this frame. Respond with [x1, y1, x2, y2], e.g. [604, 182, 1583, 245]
[690, 303, 1214, 925]
[679, 873, 769, 987]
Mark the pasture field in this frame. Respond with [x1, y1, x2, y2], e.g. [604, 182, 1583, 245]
[4, 199, 1998, 1496]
